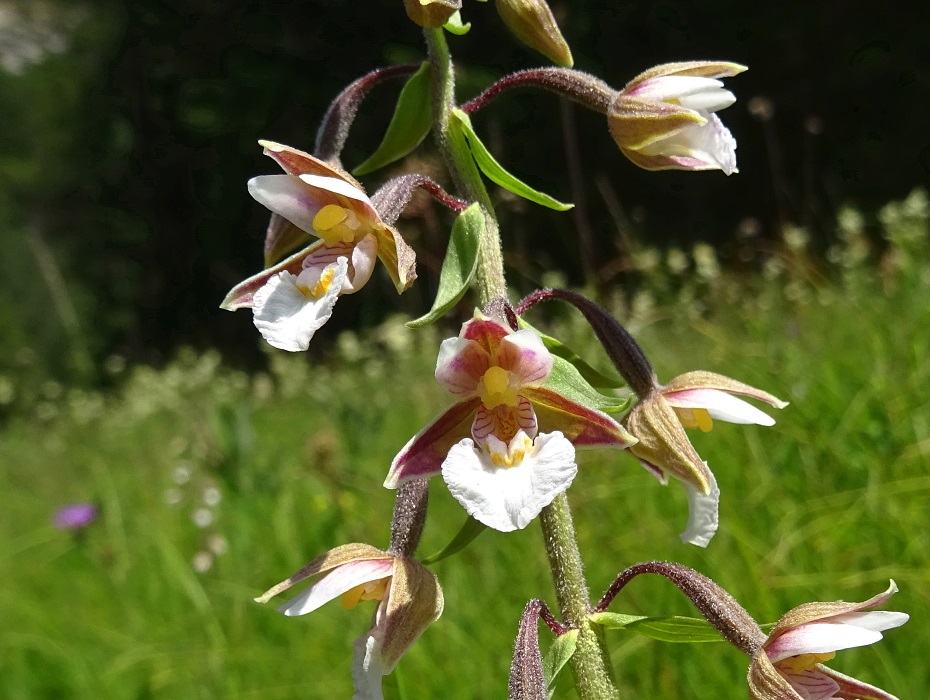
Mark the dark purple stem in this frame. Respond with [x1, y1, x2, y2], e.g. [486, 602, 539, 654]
[314, 64, 420, 165]
[515, 288, 658, 398]
[461, 68, 615, 115]
[595, 561, 766, 655]
[371, 174, 469, 226]
[387, 478, 430, 558]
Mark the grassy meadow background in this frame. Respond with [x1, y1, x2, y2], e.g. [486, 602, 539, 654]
[2, 191, 927, 698]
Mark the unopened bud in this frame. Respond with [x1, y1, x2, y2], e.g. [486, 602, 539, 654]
[495, 0, 573, 67]
[404, 0, 461, 28]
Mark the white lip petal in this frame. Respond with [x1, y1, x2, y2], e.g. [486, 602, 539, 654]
[441, 432, 577, 532]
[766, 622, 885, 663]
[277, 558, 394, 617]
[248, 174, 322, 234]
[639, 113, 737, 175]
[666, 388, 775, 426]
[351, 632, 387, 700]
[678, 467, 719, 547]
[252, 259, 348, 351]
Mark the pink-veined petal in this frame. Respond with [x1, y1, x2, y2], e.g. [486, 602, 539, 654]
[277, 558, 394, 617]
[351, 632, 387, 700]
[441, 432, 577, 532]
[678, 466, 719, 547]
[385, 398, 481, 487]
[783, 666, 841, 700]
[818, 665, 903, 700]
[461, 314, 512, 354]
[472, 399, 538, 442]
[435, 338, 490, 397]
[665, 387, 776, 426]
[628, 76, 735, 112]
[495, 329, 553, 387]
[252, 258, 348, 352]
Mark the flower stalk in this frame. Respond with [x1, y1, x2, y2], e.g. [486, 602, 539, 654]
[425, 28, 618, 698]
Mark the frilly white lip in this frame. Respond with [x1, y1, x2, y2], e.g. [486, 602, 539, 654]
[679, 466, 719, 547]
[441, 431, 577, 532]
[252, 257, 349, 351]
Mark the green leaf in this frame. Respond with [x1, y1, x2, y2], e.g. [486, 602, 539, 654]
[451, 109, 573, 211]
[443, 10, 471, 35]
[518, 318, 625, 389]
[353, 63, 433, 176]
[407, 204, 483, 328]
[589, 613, 726, 643]
[543, 629, 578, 696]
[544, 355, 632, 414]
[420, 515, 487, 565]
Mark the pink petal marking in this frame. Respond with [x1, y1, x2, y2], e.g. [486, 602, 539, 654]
[766, 622, 884, 663]
[435, 338, 489, 397]
[278, 558, 394, 617]
[460, 315, 511, 355]
[471, 399, 538, 442]
[783, 667, 841, 700]
[496, 329, 553, 387]
[384, 398, 480, 487]
[220, 240, 325, 310]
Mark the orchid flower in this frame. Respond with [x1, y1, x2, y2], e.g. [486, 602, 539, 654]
[608, 61, 746, 174]
[221, 141, 416, 351]
[255, 543, 443, 700]
[386, 311, 635, 532]
[625, 370, 787, 546]
[749, 581, 908, 700]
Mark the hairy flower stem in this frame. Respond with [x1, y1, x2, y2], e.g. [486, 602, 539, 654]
[426, 27, 616, 698]
[540, 493, 619, 699]
[424, 27, 506, 302]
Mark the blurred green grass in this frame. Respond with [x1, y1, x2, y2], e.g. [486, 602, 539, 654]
[2, 193, 928, 698]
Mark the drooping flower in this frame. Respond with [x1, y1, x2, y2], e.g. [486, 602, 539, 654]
[608, 61, 746, 174]
[255, 543, 443, 700]
[749, 581, 908, 700]
[386, 311, 635, 532]
[53, 502, 98, 530]
[221, 141, 416, 351]
[625, 370, 787, 546]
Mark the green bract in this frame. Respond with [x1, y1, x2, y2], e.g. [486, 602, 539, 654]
[589, 612, 726, 643]
[451, 108, 574, 211]
[407, 203, 483, 328]
[354, 62, 433, 176]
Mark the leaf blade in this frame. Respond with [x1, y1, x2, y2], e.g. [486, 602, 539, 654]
[353, 62, 433, 176]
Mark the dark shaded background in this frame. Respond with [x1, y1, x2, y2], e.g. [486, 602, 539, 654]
[2, 0, 928, 383]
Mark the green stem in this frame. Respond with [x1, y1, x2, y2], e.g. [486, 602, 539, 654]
[540, 493, 619, 699]
[424, 27, 505, 304]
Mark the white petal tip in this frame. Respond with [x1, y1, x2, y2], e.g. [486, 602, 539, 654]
[679, 469, 720, 547]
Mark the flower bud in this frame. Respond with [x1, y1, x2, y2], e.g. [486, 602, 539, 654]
[495, 0, 573, 67]
[608, 61, 746, 174]
[404, 0, 461, 28]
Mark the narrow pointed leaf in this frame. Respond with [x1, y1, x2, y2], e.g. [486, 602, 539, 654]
[518, 318, 625, 389]
[443, 10, 471, 34]
[589, 612, 726, 643]
[543, 629, 579, 694]
[421, 515, 487, 564]
[407, 203, 483, 328]
[451, 109, 573, 211]
[543, 355, 632, 414]
[353, 62, 433, 176]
